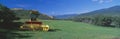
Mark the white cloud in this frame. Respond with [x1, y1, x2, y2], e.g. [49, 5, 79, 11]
[16, 4, 30, 8]
[92, 0, 113, 3]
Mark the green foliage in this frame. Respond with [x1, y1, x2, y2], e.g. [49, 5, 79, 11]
[112, 16, 120, 27]
[71, 6, 120, 27]
[73, 15, 120, 27]
[0, 4, 22, 39]
[0, 4, 19, 22]
[11, 9, 53, 20]
[92, 15, 112, 26]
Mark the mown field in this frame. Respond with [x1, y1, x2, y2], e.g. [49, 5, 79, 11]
[2, 20, 120, 39]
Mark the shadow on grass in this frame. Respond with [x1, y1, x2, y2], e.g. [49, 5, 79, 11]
[0, 31, 33, 39]
[97, 25, 117, 28]
[0, 22, 33, 39]
[10, 32, 34, 38]
[48, 29, 61, 32]
[19, 29, 61, 32]
[0, 22, 23, 30]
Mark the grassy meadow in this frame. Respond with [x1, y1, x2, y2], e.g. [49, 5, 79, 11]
[9, 19, 120, 39]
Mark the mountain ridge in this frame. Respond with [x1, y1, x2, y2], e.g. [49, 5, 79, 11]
[54, 14, 78, 19]
[76, 5, 120, 17]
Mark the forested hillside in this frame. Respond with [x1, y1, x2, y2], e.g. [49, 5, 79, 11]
[72, 5, 120, 27]
[11, 8, 54, 20]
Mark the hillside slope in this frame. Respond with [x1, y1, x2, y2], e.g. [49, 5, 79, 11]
[54, 14, 78, 19]
[11, 8, 53, 20]
[76, 5, 120, 17]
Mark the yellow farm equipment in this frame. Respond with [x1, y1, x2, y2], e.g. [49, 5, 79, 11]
[20, 10, 49, 31]
[20, 21, 49, 31]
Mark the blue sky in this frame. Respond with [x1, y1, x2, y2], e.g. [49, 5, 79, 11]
[0, 0, 120, 16]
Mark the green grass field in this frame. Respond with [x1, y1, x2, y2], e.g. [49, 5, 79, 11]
[4, 20, 120, 39]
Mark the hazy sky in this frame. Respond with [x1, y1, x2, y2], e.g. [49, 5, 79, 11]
[0, 0, 120, 16]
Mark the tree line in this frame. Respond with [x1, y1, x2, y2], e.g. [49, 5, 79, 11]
[73, 15, 120, 28]
[0, 4, 33, 39]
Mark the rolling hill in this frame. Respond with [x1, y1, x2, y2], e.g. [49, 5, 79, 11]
[55, 5, 120, 19]
[76, 5, 120, 17]
[11, 8, 54, 20]
[54, 14, 78, 19]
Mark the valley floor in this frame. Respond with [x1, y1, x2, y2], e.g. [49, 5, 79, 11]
[1, 20, 120, 39]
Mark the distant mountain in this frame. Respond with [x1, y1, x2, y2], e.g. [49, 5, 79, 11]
[54, 14, 78, 19]
[11, 8, 53, 20]
[55, 6, 120, 19]
[76, 5, 120, 17]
